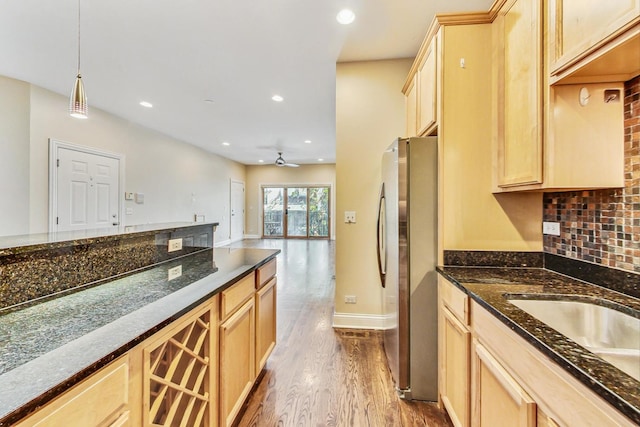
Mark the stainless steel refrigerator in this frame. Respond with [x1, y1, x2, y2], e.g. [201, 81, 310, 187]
[376, 136, 438, 401]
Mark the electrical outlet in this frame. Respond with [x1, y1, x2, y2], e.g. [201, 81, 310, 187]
[542, 221, 561, 236]
[345, 295, 357, 304]
[168, 238, 183, 252]
[344, 211, 356, 224]
[168, 265, 182, 281]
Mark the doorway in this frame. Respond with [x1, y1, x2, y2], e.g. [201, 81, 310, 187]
[262, 186, 330, 239]
[230, 180, 245, 242]
[49, 139, 124, 233]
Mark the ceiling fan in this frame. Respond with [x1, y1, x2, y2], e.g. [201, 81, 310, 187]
[274, 152, 299, 168]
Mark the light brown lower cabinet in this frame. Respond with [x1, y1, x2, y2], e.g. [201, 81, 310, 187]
[471, 341, 536, 427]
[14, 355, 132, 427]
[441, 306, 471, 427]
[256, 277, 277, 374]
[470, 300, 636, 427]
[219, 297, 256, 427]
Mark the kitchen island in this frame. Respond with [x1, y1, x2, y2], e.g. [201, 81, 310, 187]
[0, 223, 279, 426]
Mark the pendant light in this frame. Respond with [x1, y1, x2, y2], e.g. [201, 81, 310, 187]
[69, 0, 88, 119]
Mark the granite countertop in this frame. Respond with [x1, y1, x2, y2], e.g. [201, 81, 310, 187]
[437, 266, 640, 425]
[0, 221, 219, 254]
[0, 246, 279, 426]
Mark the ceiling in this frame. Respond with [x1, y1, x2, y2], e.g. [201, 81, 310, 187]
[0, 0, 492, 165]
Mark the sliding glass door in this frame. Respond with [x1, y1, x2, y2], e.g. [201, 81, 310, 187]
[263, 187, 284, 237]
[262, 186, 330, 239]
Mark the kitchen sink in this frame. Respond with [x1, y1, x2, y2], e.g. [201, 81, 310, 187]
[507, 297, 640, 381]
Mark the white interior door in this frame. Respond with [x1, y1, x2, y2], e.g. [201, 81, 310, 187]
[53, 143, 122, 232]
[230, 180, 245, 242]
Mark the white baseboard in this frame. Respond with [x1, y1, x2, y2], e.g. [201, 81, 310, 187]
[214, 239, 231, 247]
[243, 234, 261, 239]
[332, 312, 386, 330]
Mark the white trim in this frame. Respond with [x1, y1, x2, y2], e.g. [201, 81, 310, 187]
[332, 312, 387, 330]
[214, 239, 231, 247]
[243, 234, 261, 239]
[48, 139, 125, 233]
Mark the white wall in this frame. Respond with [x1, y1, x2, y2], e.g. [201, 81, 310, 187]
[0, 76, 245, 240]
[0, 76, 30, 236]
[334, 59, 413, 328]
[245, 164, 336, 238]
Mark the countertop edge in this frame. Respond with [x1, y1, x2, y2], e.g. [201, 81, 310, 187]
[0, 250, 279, 426]
[435, 266, 640, 425]
[0, 221, 220, 255]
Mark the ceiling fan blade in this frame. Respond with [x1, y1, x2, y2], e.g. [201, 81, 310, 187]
[283, 163, 299, 168]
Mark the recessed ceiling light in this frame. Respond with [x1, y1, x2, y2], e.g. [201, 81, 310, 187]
[336, 9, 355, 25]
[139, 101, 153, 108]
[258, 160, 264, 163]
[222, 142, 230, 146]
[318, 158, 324, 162]
[272, 95, 284, 102]
[304, 140, 312, 144]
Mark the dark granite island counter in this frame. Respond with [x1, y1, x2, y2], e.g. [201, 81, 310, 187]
[437, 265, 640, 425]
[0, 223, 279, 426]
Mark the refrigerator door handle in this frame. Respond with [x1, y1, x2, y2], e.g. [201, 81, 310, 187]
[376, 183, 386, 287]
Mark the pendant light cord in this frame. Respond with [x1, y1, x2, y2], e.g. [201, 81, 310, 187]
[77, 0, 81, 74]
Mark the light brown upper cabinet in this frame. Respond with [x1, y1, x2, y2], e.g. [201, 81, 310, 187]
[494, 0, 626, 192]
[494, 0, 544, 188]
[548, 0, 640, 84]
[405, 76, 418, 137]
[403, 36, 438, 137]
[417, 37, 438, 136]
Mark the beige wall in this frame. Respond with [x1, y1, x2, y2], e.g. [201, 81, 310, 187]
[0, 75, 245, 240]
[245, 164, 336, 238]
[335, 59, 413, 325]
[440, 24, 541, 251]
[0, 76, 30, 235]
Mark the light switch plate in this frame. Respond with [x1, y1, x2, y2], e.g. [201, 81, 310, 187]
[135, 193, 145, 204]
[542, 221, 561, 236]
[168, 238, 183, 252]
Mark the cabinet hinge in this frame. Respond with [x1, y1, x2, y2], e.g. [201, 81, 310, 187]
[56, 217, 59, 225]
[56, 159, 60, 167]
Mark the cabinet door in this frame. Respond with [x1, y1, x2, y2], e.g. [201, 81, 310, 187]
[256, 277, 277, 373]
[143, 301, 215, 427]
[418, 38, 437, 135]
[15, 356, 130, 427]
[220, 297, 256, 427]
[537, 408, 561, 427]
[405, 76, 418, 137]
[495, 0, 543, 187]
[441, 307, 471, 427]
[472, 342, 536, 427]
[549, 0, 640, 73]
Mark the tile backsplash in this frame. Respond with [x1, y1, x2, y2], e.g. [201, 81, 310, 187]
[543, 75, 640, 273]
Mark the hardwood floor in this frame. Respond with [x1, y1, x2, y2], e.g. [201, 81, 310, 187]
[228, 239, 452, 427]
